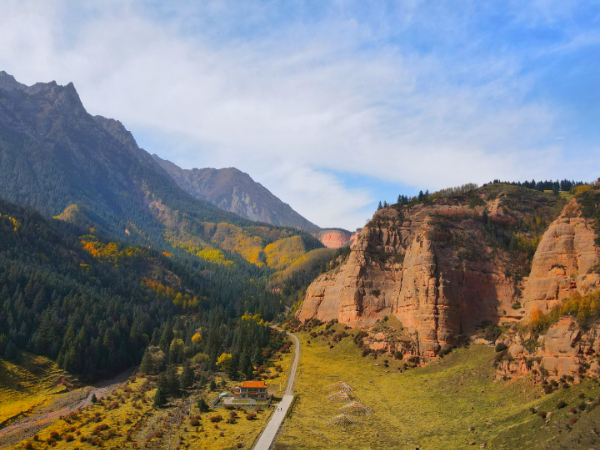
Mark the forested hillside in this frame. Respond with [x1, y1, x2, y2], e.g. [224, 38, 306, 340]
[0, 71, 323, 275]
[0, 196, 285, 380]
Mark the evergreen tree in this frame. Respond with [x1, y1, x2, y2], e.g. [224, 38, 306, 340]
[227, 352, 240, 380]
[139, 348, 154, 375]
[209, 378, 216, 391]
[154, 374, 168, 407]
[198, 397, 210, 412]
[159, 321, 174, 353]
[377, 201, 383, 211]
[4, 340, 18, 360]
[91, 393, 98, 404]
[240, 351, 254, 380]
[180, 360, 194, 389]
[166, 365, 180, 397]
[252, 347, 263, 367]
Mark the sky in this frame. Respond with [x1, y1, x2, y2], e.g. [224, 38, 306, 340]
[1, 0, 599, 230]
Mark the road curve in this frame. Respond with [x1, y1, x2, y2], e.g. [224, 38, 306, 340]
[253, 330, 300, 450]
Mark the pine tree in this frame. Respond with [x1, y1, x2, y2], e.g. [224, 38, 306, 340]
[154, 374, 168, 407]
[252, 347, 263, 367]
[166, 365, 180, 397]
[377, 201, 383, 211]
[139, 348, 154, 375]
[198, 397, 210, 412]
[180, 360, 194, 389]
[91, 393, 98, 404]
[4, 340, 18, 360]
[159, 321, 174, 353]
[209, 378, 216, 391]
[227, 352, 239, 380]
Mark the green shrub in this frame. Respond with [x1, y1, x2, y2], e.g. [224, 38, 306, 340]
[557, 400, 567, 409]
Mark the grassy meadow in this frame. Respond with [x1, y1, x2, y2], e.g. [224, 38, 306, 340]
[275, 323, 600, 450]
[0, 353, 78, 427]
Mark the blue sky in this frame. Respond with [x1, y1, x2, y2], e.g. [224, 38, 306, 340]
[1, 0, 599, 229]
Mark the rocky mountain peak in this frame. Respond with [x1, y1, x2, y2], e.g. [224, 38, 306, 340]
[153, 155, 322, 233]
[0, 71, 26, 91]
[94, 116, 139, 149]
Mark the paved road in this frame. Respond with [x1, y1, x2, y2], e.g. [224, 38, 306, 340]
[253, 330, 300, 450]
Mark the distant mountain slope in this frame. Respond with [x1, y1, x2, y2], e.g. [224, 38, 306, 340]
[0, 71, 323, 271]
[0, 71, 244, 230]
[153, 154, 321, 233]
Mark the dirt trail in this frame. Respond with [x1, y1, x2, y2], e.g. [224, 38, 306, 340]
[0, 370, 131, 448]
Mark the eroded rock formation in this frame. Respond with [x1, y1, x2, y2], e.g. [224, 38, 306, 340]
[498, 317, 600, 382]
[522, 199, 600, 318]
[297, 196, 526, 356]
[318, 229, 355, 248]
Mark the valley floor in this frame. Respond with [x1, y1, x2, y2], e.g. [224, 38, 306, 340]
[0, 347, 294, 450]
[274, 323, 600, 450]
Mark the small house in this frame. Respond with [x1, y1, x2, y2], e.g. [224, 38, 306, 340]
[233, 381, 269, 400]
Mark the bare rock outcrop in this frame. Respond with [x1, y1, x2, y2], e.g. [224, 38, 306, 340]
[297, 196, 525, 356]
[522, 199, 600, 318]
[318, 229, 355, 248]
[498, 317, 600, 382]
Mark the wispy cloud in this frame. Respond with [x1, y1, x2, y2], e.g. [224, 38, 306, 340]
[1, 0, 599, 229]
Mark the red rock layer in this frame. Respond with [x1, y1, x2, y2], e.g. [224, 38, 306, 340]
[297, 201, 521, 357]
[522, 199, 600, 318]
[499, 317, 600, 381]
[319, 230, 353, 248]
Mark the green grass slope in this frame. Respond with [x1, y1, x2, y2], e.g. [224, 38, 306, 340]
[275, 324, 600, 450]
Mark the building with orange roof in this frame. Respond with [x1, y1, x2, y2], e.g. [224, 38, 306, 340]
[233, 381, 269, 400]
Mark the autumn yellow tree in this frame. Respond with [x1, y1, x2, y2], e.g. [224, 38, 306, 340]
[217, 353, 233, 371]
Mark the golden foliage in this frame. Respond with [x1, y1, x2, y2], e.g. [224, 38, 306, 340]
[0, 213, 20, 231]
[574, 184, 593, 196]
[216, 353, 233, 371]
[241, 313, 265, 325]
[210, 223, 265, 266]
[191, 333, 203, 344]
[143, 278, 199, 309]
[80, 237, 142, 263]
[196, 249, 234, 266]
[528, 290, 600, 332]
[263, 236, 306, 269]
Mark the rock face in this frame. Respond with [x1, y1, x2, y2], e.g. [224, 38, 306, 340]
[499, 317, 600, 381]
[523, 199, 600, 318]
[297, 196, 530, 356]
[317, 229, 355, 248]
[153, 155, 321, 233]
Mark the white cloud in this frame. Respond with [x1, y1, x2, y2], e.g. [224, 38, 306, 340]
[0, 0, 595, 229]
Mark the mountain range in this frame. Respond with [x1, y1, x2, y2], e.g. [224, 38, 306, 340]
[0, 71, 338, 275]
[153, 154, 320, 233]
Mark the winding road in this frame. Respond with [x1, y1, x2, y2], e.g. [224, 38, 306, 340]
[253, 330, 300, 450]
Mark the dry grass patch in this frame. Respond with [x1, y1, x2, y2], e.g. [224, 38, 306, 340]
[275, 331, 600, 450]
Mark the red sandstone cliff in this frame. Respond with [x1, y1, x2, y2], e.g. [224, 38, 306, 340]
[499, 317, 600, 382]
[297, 185, 564, 356]
[317, 229, 355, 248]
[522, 198, 600, 318]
